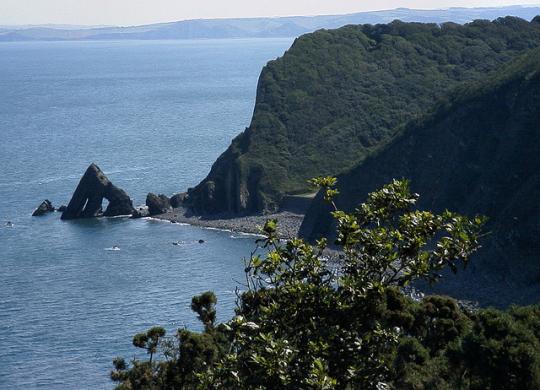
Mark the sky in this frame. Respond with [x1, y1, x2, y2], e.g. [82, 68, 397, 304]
[0, 0, 538, 26]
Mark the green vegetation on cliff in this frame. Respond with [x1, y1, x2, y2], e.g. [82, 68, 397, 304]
[188, 17, 540, 214]
[109, 17, 540, 390]
[112, 181, 540, 389]
[301, 45, 540, 307]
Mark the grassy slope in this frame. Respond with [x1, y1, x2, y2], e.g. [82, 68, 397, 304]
[301, 47, 540, 306]
[187, 17, 540, 214]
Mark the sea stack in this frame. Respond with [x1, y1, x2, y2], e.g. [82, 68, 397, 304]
[61, 163, 135, 220]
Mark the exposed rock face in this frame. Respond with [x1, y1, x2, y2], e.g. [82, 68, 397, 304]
[170, 193, 187, 208]
[146, 193, 171, 215]
[32, 200, 55, 216]
[61, 164, 135, 220]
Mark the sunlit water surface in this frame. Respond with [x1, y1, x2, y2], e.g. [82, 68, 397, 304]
[0, 38, 293, 389]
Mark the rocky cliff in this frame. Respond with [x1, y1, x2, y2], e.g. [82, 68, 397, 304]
[300, 48, 540, 306]
[187, 17, 540, 215]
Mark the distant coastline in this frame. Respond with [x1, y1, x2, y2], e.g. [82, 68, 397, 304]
[2, 5, 540, 42]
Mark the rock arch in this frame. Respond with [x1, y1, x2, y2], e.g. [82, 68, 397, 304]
[61, 163, 135, 220]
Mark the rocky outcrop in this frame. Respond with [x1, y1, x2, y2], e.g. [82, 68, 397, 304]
[170, 193, 187, 208]
[187, 158, 269, 215]
[32, 200, 55, 216]
[104, 185, 135, 216]
[61, 164, 135, 220]
[146, 193, 171, 216]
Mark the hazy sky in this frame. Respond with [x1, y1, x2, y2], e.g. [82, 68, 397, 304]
[0, 1, 538, 26]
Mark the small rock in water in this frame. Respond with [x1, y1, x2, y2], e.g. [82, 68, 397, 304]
[5, 221, 13, 228]
[198, 239, 205, 244]
[32, 199, 55, 216]
[57, 205, 67, 212]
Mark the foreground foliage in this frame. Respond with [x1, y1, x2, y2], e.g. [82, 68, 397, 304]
[112, 180, 540, 389]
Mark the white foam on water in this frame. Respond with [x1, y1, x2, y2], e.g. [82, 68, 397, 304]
[143, 217, 172, 224]
[105, 214, 132, 219]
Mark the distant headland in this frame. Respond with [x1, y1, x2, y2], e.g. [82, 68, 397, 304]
[2, 5, 540, 42]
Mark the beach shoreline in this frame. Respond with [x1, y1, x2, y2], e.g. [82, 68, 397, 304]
[154, 207, 304, 240]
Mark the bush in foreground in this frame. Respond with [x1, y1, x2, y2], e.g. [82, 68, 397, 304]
[111, 179, 540, 389]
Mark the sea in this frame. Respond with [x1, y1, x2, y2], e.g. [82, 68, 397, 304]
[0, 38, 294, 389]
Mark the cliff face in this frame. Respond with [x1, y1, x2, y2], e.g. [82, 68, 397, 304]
[187, 17, 540, 215]
[300, 49, 540, 306]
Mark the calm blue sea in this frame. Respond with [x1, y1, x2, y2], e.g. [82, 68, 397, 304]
[0, 38, 293, 389]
